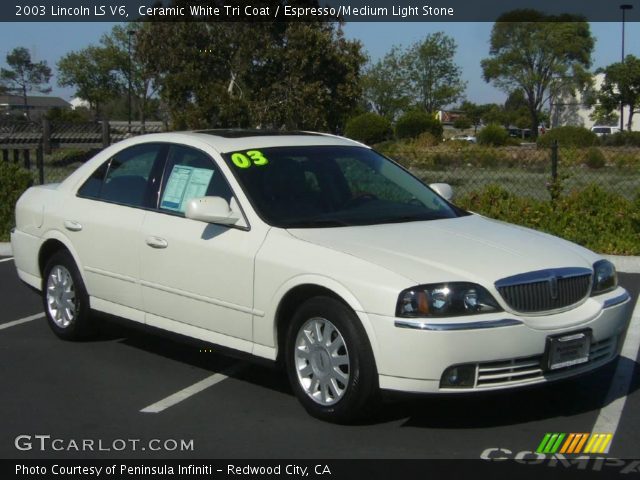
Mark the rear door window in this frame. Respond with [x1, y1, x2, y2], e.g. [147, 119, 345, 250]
[77, 143, 166, 208]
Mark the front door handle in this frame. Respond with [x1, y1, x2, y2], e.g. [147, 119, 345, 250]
[145, 236, 168, 249]
[64, 220, 82, 232]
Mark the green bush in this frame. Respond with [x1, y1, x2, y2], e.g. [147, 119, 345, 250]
[585, 147, 606, 169]
[0, 162, 33, 241]
[395, 111, 443, 140]
[344, 113, 392, 145]
[612, 152, 639, 170]
[537, 126, 598, 148]
[412, 132, 440, 148]
[457, 184, 640, 255]
[452, 116, 472, 130]
[477, 124, 509, 146]
[600, 131, 640, 147]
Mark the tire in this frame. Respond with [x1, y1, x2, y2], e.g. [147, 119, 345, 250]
[285, 296, 379, 423]
[42, 250, 94, 340]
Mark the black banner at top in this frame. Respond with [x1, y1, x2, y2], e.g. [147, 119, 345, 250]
[1, 0, 639, 22]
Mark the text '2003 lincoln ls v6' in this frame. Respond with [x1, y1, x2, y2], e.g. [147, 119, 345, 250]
[11, 130, 633, 422]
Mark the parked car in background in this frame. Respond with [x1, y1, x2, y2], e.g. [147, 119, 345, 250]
[591, 126, 621, 137]
[508, 127, 529, 139]
[449, 134, 477, 143]
[11, 130, 633, 423]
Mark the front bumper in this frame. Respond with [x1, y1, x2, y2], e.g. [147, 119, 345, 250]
[367, 287, 633, 393]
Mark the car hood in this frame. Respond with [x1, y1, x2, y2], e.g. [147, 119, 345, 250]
[287, 214, 599, 286]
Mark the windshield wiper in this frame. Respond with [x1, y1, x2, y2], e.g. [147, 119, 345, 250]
[285, 218, 353, 228]
[375, 214, 439, 224]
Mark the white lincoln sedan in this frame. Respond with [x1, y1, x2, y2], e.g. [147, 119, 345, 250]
[11, 130, 633, 422]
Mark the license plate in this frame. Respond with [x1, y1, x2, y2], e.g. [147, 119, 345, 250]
[544, 330, 591, 371]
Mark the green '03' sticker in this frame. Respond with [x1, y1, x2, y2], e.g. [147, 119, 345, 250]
[231, 150, 269, 168]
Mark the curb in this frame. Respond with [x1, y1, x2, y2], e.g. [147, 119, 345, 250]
[1, 243, 640, 273]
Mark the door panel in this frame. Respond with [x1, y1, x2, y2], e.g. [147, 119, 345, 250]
[140, 214, 264, 339]
[69, 143, 166, 311]
[65, 199, 145, 310]
[139, 144, 266, 340]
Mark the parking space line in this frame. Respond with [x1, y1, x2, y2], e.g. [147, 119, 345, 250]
[140, 363, 244, 414]
[592, 298, 640, 437]
[0, 313, 44, 330]
[0, 257, 14, 263]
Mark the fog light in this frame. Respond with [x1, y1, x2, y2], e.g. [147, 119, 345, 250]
[440, 364, 476, 388]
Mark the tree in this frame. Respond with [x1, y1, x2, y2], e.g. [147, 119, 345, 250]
[594, 55, 640, 131]
[57, 46, 120, 120]
[403, 32, 466, 112]
[250, 22, 365, 131]
[589, 106, 619, 127]
[503, 90, 534, 129]
[101, 23, 160, 129]
[361, 47, 411, 121]
[482, 103, 509, 127]
[0, 47, 52, 120]
[481, 10, 594, 138]
[136, 18, 365, 131]
[459, 101, 492, 133]
[453, 116, 472, 131]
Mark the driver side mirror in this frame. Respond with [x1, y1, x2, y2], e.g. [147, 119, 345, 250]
[185, 196, 239, 225]
[429, 183, 453, 202]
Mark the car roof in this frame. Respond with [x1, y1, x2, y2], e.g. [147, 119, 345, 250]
[146, 130, 367, 153]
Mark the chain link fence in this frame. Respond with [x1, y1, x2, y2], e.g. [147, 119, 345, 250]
[380, 141, 640, 202]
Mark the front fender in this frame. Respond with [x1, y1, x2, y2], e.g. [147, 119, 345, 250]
[254, 274, 380, 366]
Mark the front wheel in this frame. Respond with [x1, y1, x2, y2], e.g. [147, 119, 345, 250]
[42, 250, 94, 340]
[285, 296, 379, 423]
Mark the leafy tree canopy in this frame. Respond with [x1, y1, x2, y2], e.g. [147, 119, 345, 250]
[136, 13, 365, 131]
[594, 55, 640, 131]
[0, 47, 52, 120]
[404, 32, 466, 113]
[481, 9, 594, 137]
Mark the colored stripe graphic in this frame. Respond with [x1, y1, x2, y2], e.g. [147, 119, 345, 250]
[536, 433, 565, 453]
[536, 433, 552, 453]
[584, 433, 613, 454]
[559, 434, 576, 454]
[538, 433, 612, 454]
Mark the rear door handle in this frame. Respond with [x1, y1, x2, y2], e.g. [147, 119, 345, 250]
[63, 220, 82, 232]
[145, 236, 168, 249]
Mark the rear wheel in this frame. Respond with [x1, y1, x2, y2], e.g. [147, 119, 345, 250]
[285, 296, 379, 423]
[42, 250, 93, 340]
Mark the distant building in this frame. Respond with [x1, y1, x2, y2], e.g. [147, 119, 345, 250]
[551, 73, 638, 131]
[0, 94, 71, 119]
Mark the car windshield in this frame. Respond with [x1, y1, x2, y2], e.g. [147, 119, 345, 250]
[592, 127, 610, 134]
[223, 145, 464, 228]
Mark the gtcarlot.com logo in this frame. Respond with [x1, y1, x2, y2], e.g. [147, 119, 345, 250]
[536, 432, 613, 455]
[14, 435, 194, 452]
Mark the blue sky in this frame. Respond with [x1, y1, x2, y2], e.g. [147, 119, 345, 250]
[0, 21, 638, 105]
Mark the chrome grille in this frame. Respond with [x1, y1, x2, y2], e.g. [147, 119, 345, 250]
[473, 336, 616, 388]
[495, 268, 592, 314]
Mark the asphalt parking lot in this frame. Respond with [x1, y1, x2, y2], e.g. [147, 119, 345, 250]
[1, 256, 639, 461]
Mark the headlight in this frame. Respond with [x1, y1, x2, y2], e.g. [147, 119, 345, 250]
[591, 260, 617, 296]
[396, 282, 502, 317]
